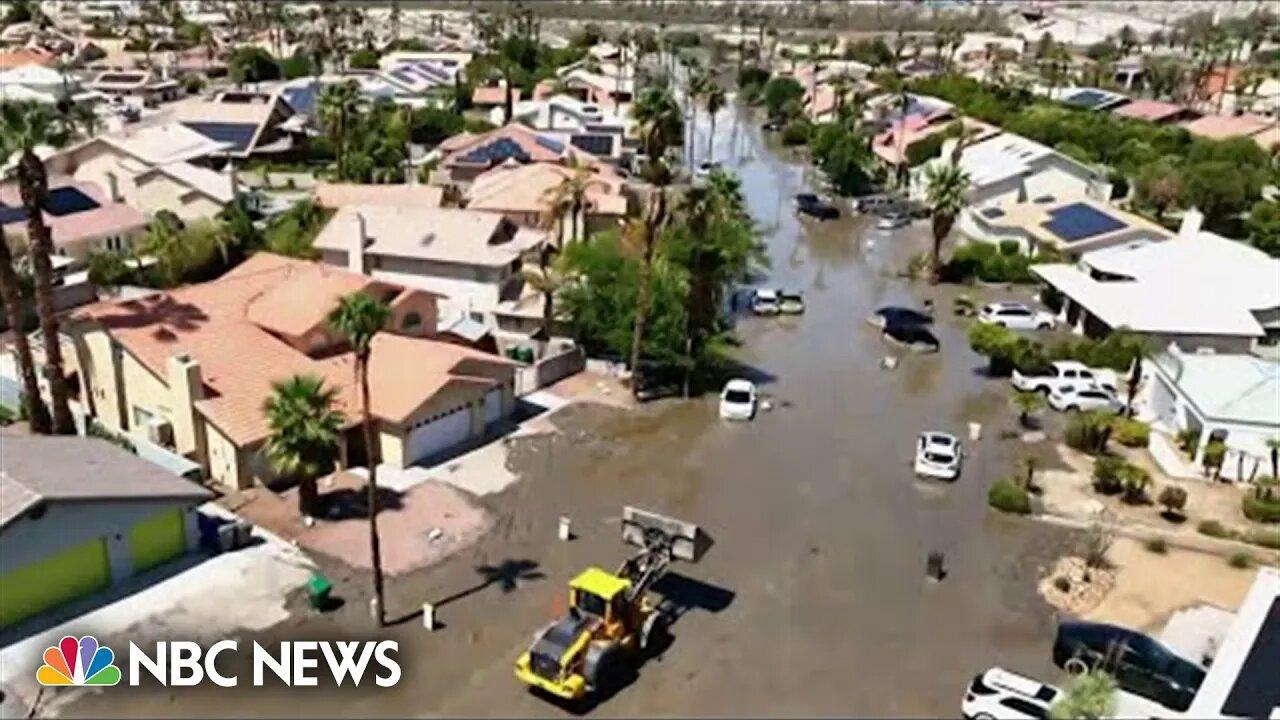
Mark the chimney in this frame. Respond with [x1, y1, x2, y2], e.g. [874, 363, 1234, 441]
[105, 170, 121, 202]
[1178, 208, 1203, 241]
[350, 212, 368, 274]
[166, 353, 206, 460]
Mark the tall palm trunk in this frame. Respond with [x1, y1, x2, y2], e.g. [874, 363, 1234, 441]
[17, 151, 74, 434]
[628, 189, 667, 397]
[707, 110, 716, 163]
[359, 355, 386, 626]
[0, 230, 51, 432]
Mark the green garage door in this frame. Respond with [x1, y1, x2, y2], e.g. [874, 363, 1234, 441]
[0, 538, 111, 629]
[129, 509, 187, 573]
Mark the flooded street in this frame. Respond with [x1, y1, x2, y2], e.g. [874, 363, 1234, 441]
[72, 103, 1075, 718]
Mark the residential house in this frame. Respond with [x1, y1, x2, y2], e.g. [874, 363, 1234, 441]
[1181, 113, 1280, 152]
[312, 183, 444, 211]
[87, 69, 181, 105]
[536, 63, 633, 113]
[954, 33, 1027, 69]
[64, 253, 517, 491]
[43, 121, 247, 223]
[913, 131, 1109, 211]
[1031, 212, 1280, 355]
[500, 94, 634, 162]
[0, 63, 77, 104]
[873, 113, 997, 169]
[436, 122, 611, 184]
[0, 179, 148, 262]
[1055, 86, 1130, 112]
[960, 197, 1170, 258]
[472, 81, 520, 110]
[312, 204, 547, 333]
[1111, 99, 1197, 125]
[464, 160, 627, 236]
[0, 47, 56, 71]
[1141, 343, 1279, 480]
[0, 435, 210, 630]
[174, 89, 302, 159]
[1183, 567, 1280, 719]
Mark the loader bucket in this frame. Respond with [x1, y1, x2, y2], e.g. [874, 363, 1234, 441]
[622, 506, 705, 562]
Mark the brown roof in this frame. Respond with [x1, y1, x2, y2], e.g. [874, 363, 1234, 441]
[1180, 113, 1276, 141]
[1112, 99, 1186, 123]
[466, 162, 626, 218]
[75, 254, 512, 446]
[471, 85, 520, 106]
[313, 183, 443, 210]
[0, 48, 54, 70]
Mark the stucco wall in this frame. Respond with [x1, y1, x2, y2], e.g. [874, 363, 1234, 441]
[204, 419, 242, 489]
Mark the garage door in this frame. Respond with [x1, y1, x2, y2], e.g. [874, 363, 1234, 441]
[0, 537, 111, 629]
[483, 388, 504, 425]
[405, 407, 472, 464]
[129, 508, 187, 573]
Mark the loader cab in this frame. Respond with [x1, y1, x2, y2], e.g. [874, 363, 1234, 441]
[570, 567, 631, 628]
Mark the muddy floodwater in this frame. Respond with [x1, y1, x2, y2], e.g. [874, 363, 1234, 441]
[69, 103, 1078, 718]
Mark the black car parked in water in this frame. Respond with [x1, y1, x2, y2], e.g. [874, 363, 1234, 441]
[1052, 621, 1205, 712]
[795, 193, 840, 220]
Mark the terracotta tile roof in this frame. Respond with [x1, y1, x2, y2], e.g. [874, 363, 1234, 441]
[0, 48, 54, 70]
[466, 161, 626, 217]
[1112, 99, 1185, 122]
[313, 183, 443, 209]
[1181, 113, 1276, 140]
[74, 253, 512, 446]
[471, 85, 520, 106]
[0, 179, 148, 247]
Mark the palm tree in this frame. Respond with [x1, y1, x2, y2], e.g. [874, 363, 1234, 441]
[541, 160, 593, 244]
[922, 160, 970, 282]
[1267, 437, 1279, 481]
[703, 82, 726, 164]
[138, 213, 188, 287]
[318, 81, 361, 178]
[328, 291, 392, 627]
[0, 228, 51, 432]
[522, 248, 565, 336]
[1011, 390, 1046, 429]
[626, 162, 671, 397]
[1049, 669, 1117, 719]
[0, 101, 74, 434]
[262, 374, 345, 518]
[631, 86, 683, 164]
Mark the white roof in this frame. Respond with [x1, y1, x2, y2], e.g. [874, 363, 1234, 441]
[1033, 233, 1280, 338]
[313, 205, 545, 267]
[0, 63, 63, 86]
[1186, 567, 1280, 718]
[103, 121, 231, 165]
[1152, 348, 1280, 427]
[954, 133, 1075, 187]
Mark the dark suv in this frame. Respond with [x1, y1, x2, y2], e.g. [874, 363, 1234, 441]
[795, 193, 840, 220]
[1052, 621, 1205, 711]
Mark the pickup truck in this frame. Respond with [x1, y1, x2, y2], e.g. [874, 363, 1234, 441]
[1012, 361, 1119, 395]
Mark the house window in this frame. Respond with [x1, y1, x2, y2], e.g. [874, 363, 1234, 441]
[132, 404, 154, 430]
[402, 311, 422, 331]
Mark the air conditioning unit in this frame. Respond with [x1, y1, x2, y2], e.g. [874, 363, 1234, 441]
[146, 416, 174, 447]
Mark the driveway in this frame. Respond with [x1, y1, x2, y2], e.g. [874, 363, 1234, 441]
[66, 104, 1078, 718]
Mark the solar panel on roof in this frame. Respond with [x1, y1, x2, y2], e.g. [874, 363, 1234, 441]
[1222, 599, 1280, 717]
[459, 137, 531, 166]
[980, 207, 1005, 219]
[97, 73, 144, 84]
[1041, 202, 1126, 243]
[535, 135, 566, 154]
[45, 187, 101, 216]
[390, 69, 419, 85]
[570, 134, 613, 156]
[0, 205, 26, 224]
[1064, 90, 1113, 109]
[181, 122, 259, 153]
[282, 85, 318, 115]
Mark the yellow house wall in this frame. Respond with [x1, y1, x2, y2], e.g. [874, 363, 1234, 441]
[204, 420, 243, 490]
[378, 428, 405, 468]
[119, 352, 174, 436]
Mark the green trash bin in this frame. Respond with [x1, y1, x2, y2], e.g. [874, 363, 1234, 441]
[307, 573, 333, 610]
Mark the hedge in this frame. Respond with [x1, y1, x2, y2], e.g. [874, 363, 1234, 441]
[988, 478, 1031, 515]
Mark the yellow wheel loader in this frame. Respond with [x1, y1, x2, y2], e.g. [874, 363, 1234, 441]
[515, 506, 704, 701]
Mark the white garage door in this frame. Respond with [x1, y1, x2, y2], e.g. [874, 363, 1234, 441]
[405, 407, 472, 464]
[483, 387, 504, 425]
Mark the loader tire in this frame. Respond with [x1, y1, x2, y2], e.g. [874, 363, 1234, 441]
[640, 611, 668, 654]
[584, 642, 623, 691]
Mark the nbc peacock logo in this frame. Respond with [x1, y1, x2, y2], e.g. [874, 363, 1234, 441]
[36, 635, 121, 687]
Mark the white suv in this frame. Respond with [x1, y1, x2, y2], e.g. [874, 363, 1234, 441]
[962, 667, 1060, 719]
[751, 288, 780, 315]
[1047, 384, 1123, 413]
[978, 302, 1056, 331]
[914, 432, 962, 480]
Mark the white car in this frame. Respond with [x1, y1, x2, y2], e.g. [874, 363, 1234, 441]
[914, 431, 962, 480]
[750, 288, 780, 315]
[1012, 361, 1118, 395]
[719, 379, 758, 421]
[962, 667, 1061, 720]
[978, 302, 1056, 331]
[1047, 384, 1123, 413]
[694, 161, 721, 179]
[876, 212, 910, 230]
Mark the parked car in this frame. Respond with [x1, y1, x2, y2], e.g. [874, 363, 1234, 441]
[795, 193, 840, 220]
[695, 161, 721, 179]
[876, 211, 910, 230]
[1012, 361, 1119, 395]
[867, 305, 933, 329]
[1052, 621, 1205, 712]
[1047, 384, 1123, 413]
[778, 291, 805, 314]
[978, 302, 1056, 331]
[915, 431, 962, 480]
[719, 379, 758, 421]
[884, 322, 940, 353]
[761, 119, 782, 132]
[751, 288, 781, 315]
[632, 363, 683, 403]
[962, 667, 1060, 720]
[856, 194, 897, 214]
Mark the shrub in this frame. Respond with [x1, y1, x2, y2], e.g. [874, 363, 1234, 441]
[1119, 464, 1152, 504]
[0, 404, 15, 426]
[988, 477, 1032, 515]
[1242, 493, 1280, 524]
[1111, 417, 1150, 448]
[182, 74, 205, 94]
[780, 119, 812, 146]
[1092, 456, 1126, 494]
[1176, 427, 1201, 456]
[940, 242, 1036, 284]
[1202, 440, 1227, 476]
[1197, 520, 1234, 539]
[1228, 552, 1253, 569]
[1245, 526, 1280, 550]
[1157, 485, 1188, 518]
[1070, 412, 1114, 455]
[1144, 537, 1168, 554]
[347, 48, 381, 70]
[1053, 575, 1072, 592]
